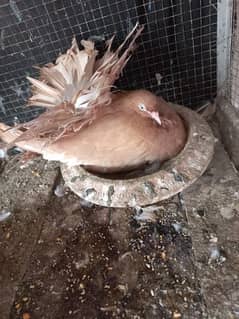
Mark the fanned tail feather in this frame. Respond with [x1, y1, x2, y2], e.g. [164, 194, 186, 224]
[8, 24, 144, 146]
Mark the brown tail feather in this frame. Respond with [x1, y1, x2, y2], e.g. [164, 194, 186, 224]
[0, 123, 23, 145]
[5, 24, 144, 146]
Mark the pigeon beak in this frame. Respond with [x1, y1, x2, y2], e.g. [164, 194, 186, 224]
[150, 111, 161, 125]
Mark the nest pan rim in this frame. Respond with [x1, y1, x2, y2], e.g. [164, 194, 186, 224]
[61, 103, 215, 207]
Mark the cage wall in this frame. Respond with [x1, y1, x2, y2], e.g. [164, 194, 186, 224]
[0, 0, 217, 124]
[230, 1, 239, 110]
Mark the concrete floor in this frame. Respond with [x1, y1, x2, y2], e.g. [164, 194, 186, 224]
[0, 136, 239, 318]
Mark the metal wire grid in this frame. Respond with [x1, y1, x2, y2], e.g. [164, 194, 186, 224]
[230, 47, 239, 110]
[0, 0, 217, 124]
[230, 2, 239, 110]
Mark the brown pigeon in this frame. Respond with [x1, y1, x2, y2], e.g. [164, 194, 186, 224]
[0, 24, 187, 173]
[0, 90, 186, 173]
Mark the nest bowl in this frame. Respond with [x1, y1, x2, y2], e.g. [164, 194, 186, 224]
[61, 104, 215, 208]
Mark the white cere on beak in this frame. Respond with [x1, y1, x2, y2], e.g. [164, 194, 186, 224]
[137, 103, 161, 125]
[150, 111, 161, 125]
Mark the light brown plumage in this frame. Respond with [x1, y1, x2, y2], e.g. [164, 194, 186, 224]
[0, 25, 187, 173]
[44, 90, 187, 173]
[0, 90, 186, 172]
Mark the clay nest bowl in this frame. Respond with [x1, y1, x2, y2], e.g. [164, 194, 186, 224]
[61, 104, 215, 208]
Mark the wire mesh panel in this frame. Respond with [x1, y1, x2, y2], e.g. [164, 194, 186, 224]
[0, 0, 217, 124]
[230, 2, 239, 110]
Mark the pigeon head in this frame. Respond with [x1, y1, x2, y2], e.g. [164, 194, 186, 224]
[137, 102, 161, 125]
[131, 90, 162, 125]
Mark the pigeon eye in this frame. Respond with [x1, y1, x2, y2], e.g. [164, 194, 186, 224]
[138, 103, 146, 111]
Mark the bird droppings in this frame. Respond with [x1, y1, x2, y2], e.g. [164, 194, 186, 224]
[128, 195, 137, 208]
[143, 181, 157, 197]
[208, 243, 227, 265]
[84, 188, 96, 199]
[9, 0, 23, 23]
[209, 246, 220, 261]
[13, 116, 20, 125]
[171, 168, 184, 182]
[209, 235, 218, 243]
[88, 35, 105, 42]
[172, 222, 182, 232]
[106, 185, 115, 206]
[155, 73, 163, 85]
[11, 82, 27, 100]
[54, 184, 66, 197]
[134, 210, 158, 223]
[148, 0, 152, 11]
[0, 209, 12, 222]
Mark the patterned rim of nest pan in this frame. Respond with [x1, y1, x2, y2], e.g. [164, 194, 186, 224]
[61, 104, 215, 208]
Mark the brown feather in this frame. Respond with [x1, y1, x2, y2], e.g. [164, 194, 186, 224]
[0, 26, 187, 174]
[0, 91, 187, 173]
[13, 24, 144, 144]
[44, 100, 186, 172]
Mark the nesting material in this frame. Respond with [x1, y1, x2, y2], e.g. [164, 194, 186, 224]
[61, 104, 215, 207]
